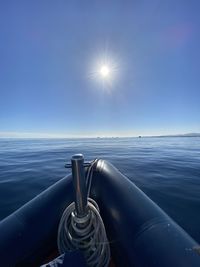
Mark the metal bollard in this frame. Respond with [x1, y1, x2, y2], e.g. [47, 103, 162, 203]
[70, 154, 88, 218]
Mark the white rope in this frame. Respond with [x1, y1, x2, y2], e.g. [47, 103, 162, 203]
[57, 161, 110, 267]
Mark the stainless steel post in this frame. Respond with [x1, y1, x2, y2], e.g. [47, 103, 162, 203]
[71, 154, 88, 217]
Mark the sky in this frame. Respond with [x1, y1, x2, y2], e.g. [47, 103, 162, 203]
[0, 0, 200, 137]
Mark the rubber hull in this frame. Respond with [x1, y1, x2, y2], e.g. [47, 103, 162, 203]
[0, 160, 200, 266]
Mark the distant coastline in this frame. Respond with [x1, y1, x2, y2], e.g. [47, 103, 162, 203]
[149, 133, 200, 138]
[0, 132, 200, 139]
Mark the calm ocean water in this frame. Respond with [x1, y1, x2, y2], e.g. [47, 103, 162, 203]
[0, 137, 200, 243]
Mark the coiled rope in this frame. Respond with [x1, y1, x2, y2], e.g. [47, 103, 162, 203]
[57, 160, 110, 267]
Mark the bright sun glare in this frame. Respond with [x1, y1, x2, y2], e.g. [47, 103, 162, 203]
[100, 65, 110, 78]
[89, 55, 119, 90]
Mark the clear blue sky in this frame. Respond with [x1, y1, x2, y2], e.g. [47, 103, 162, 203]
[0, 0, 200, 137]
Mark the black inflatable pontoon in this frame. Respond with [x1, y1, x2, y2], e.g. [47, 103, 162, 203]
[0, 159, 200, 267]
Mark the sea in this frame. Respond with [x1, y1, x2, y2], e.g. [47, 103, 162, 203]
[0, 137, 200, 243]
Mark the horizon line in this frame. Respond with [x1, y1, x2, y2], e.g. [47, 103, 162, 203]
[0, 131, 199, 139]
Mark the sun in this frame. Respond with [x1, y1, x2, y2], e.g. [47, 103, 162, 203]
[88, 54, 119, 91]
[100, 65, 110, 78]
